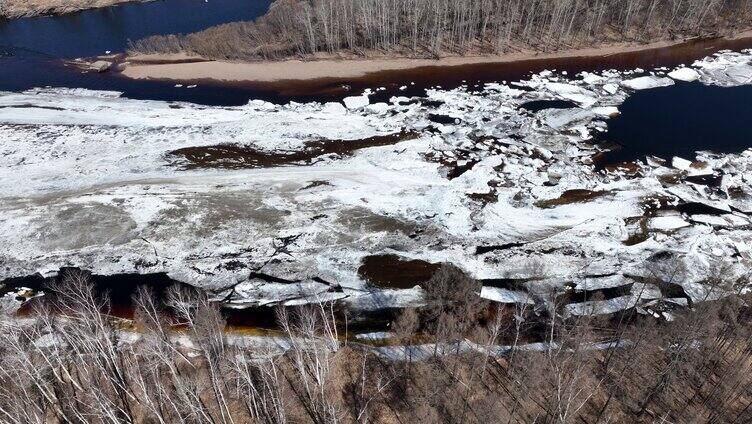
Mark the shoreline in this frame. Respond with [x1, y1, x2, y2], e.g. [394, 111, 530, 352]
[121, 30, 752, 87]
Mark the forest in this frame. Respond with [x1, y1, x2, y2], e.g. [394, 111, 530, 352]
[1, 266, 752, 423]
[129, 0, 752, 60]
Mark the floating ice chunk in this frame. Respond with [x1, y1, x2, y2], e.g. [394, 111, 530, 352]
[543, 108, 596, 129]
[543, 82, 598, 107]
[365, 102, 390, 115]
[668, 67, 700, 82]
[691, 214, 750, 228]
[631, 283, 663, 300]
[681, 282, 731, 304]
[356, 332, 395, 341]
[581, 72, 604, 85]
[722, 64, 752, 85]
[436, 124, 455, 134]
[247, 99, 277, 111]
[690, 214, 728, 227]
[226, 281, 335, 307]
[672, 156, 694, 171]
[621, 76, 674, 90]
[481, 286, 534, 304]
[284, 291, 348, 306]
[343, 95, 370, 110]
[322, 102, 347, 114]
[564, 294, 639, 317]
[603, 83, 619, 94]
[574, 275, 630, 291]
[346, 287, 426, 311]
[667, 186, 733, 213]
[592, 106, 620, 118]
[649, 216, 690, 231]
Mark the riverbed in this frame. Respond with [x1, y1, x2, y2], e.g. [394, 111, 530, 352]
[1, 2, 752, 333]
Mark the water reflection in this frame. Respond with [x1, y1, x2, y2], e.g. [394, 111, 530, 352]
[599, 82, 752, 165]
[0, 0, 272, 58]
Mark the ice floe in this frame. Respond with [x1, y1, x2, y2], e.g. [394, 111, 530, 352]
[621, 76, 674, 90]
[1, 49, 751, 319]
[668, 67, 700, 82]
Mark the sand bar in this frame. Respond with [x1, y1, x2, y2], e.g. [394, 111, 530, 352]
[122, 30, 752, 84]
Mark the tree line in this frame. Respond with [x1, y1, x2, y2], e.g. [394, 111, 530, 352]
[1, 264, 752, 422]
[129, 0, 752, 60]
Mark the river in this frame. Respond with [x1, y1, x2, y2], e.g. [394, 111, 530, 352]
[0, 0, 280, 104]
[1, 1, 752, 329]
[2, 1, 752, 106]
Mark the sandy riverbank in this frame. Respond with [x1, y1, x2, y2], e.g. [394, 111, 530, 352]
[121, 30, 752, 85]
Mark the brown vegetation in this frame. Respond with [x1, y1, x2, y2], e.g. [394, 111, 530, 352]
[0, 0, 142, 19]
[129, 0, 752, 61]
[166, 131, 419, 170]
[1, 265, 752, 423]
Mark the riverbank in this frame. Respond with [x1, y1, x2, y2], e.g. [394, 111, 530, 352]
[0, 0, 151, 18]
[121, 30, 752, 88]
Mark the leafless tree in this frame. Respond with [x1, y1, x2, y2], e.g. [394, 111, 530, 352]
[129, 0, 752, 61]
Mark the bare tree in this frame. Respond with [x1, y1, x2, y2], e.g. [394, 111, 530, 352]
[129, 0, 752, 60]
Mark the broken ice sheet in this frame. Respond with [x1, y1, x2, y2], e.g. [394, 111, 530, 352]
[1, 49, 751, 313]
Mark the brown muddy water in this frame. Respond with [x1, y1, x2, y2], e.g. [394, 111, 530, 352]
[358, 254, 441, 289]
[534, 189, 612, 209]
[167, 131, 419, 170]
[248, 35, 752, 103]
[1, 268, 400, 336]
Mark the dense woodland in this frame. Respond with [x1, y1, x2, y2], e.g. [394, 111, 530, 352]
[129, 0, 752, 60]
[1, 266, 752, 423]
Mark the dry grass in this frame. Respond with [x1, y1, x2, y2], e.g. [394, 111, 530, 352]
[0, 0, 144, 19]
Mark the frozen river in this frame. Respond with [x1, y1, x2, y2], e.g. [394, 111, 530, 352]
[1, 48, 751, 327]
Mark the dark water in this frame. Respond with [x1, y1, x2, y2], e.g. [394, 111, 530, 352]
[519, 99, 579, 113]
[598, 82, 752, 166]
[2, 0, 752, 107]
[0, 0, 282, 105]
[357, 254, 441, 289]
[0, 0, 272, 58]
[0, 53, 292, 105]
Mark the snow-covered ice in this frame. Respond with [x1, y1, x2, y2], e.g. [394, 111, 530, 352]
[668, 67, 700, 82]
[621, 76, 674, 90]
[1, 49, 752, 317]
